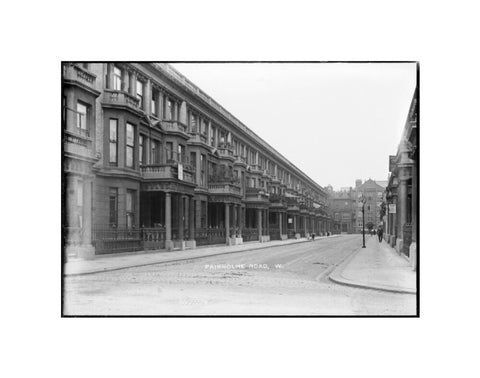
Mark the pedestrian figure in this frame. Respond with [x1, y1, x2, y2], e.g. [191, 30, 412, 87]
[311, 232, 315, 241]
[377, 226, 383, 242]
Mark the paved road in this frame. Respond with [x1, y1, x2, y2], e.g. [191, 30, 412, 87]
[63, 235, 416, 315]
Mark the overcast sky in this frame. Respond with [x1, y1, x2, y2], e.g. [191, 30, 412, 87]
[172, 62, 417, 190]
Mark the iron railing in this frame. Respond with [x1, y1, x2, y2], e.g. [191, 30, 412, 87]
[269, 227, 281, 240]
[243, 228, 259, 241]
[92, 228, 143, 255]
[195, 228, 226, 246]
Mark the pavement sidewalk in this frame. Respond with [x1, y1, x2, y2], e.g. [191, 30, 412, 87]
[329, 235, 416, 294]
[64, 235, 339, 276]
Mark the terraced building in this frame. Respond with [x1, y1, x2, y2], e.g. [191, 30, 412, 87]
[62, 62, 332, 259]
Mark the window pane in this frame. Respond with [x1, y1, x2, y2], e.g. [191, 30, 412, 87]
[151, 99, 156, 115]
[109, 120, 117, 164]
[139, 135, 144, 164]
[136, 81, 143, 96]
[76, 103, 87, 130]
[126, 123, 134, 146]
[109, 120, 117, 141]
[110, 142, 117, 164]
[126, 147, 133, 167]
[113, 66, 122, 90]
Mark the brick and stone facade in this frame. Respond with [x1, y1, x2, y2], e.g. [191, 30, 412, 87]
[326, 186, 356, 234]
[354, 179, 387, 233]
[62, 62, 332, 259]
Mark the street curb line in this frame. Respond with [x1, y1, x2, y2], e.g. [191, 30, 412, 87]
[327, 246, 416, 295]
[315, 245, 361, 282]
[65, 237, 338, 277]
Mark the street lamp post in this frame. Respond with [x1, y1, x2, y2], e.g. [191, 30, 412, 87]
[361, 195, 367, 248]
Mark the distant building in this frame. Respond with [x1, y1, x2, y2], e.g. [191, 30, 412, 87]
[327, 187, 356, 234]
[354, 179, 386, 233]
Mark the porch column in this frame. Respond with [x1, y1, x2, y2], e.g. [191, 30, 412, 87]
[398, 177, 408, 249]
[82, 178, 93, 246]
[189, 197, 195, 240]
[239, 206, 244, 237]
[257, 208, 263, 241]
[411, 162, 418, 270]
[184, 195, 189, 237]
[178, 195, 184, 240]
[225, 202, 230, 243]
[266, 209, 269, 236]
[279, 212, 283, 235]
[195, 199, 201, 228]
[293, 215, 297, 233]
[165, 192, 172, 250]
[233, 205, 238, 237]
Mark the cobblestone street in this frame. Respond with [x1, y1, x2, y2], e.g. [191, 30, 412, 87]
[64, 235, 415, 315]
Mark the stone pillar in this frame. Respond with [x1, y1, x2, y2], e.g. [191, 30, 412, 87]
[225, 203, 230, 243]
[81, 178, 92, 247]
[144, 79, 151, 114]
[189, 197, 195, 240]
[239, 206, 244, 237]
[279, 212, 283, 235]
[410, 162, 418, 270]
[165, 192, 173, 250]
[391, 194, 397, 247]
[106, 63, 114, 90]
[195, 199, 201, 228]
[178, 195, 184, 241]
[121, 66, 129, 92]
[304, 216, 307, 236]
[172, 102, 177, 120]
[207, 121, 212, 146]
[159, 92, 164, 119]
[265, 209, 270, 235]
[233, 205, 238, 236]
[257, 208, 263, 241]
[184, 195, 189, 237]
[129, 70, 136, 96]
[397, 178, 408, 254]
[179, 101, 187, 124]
